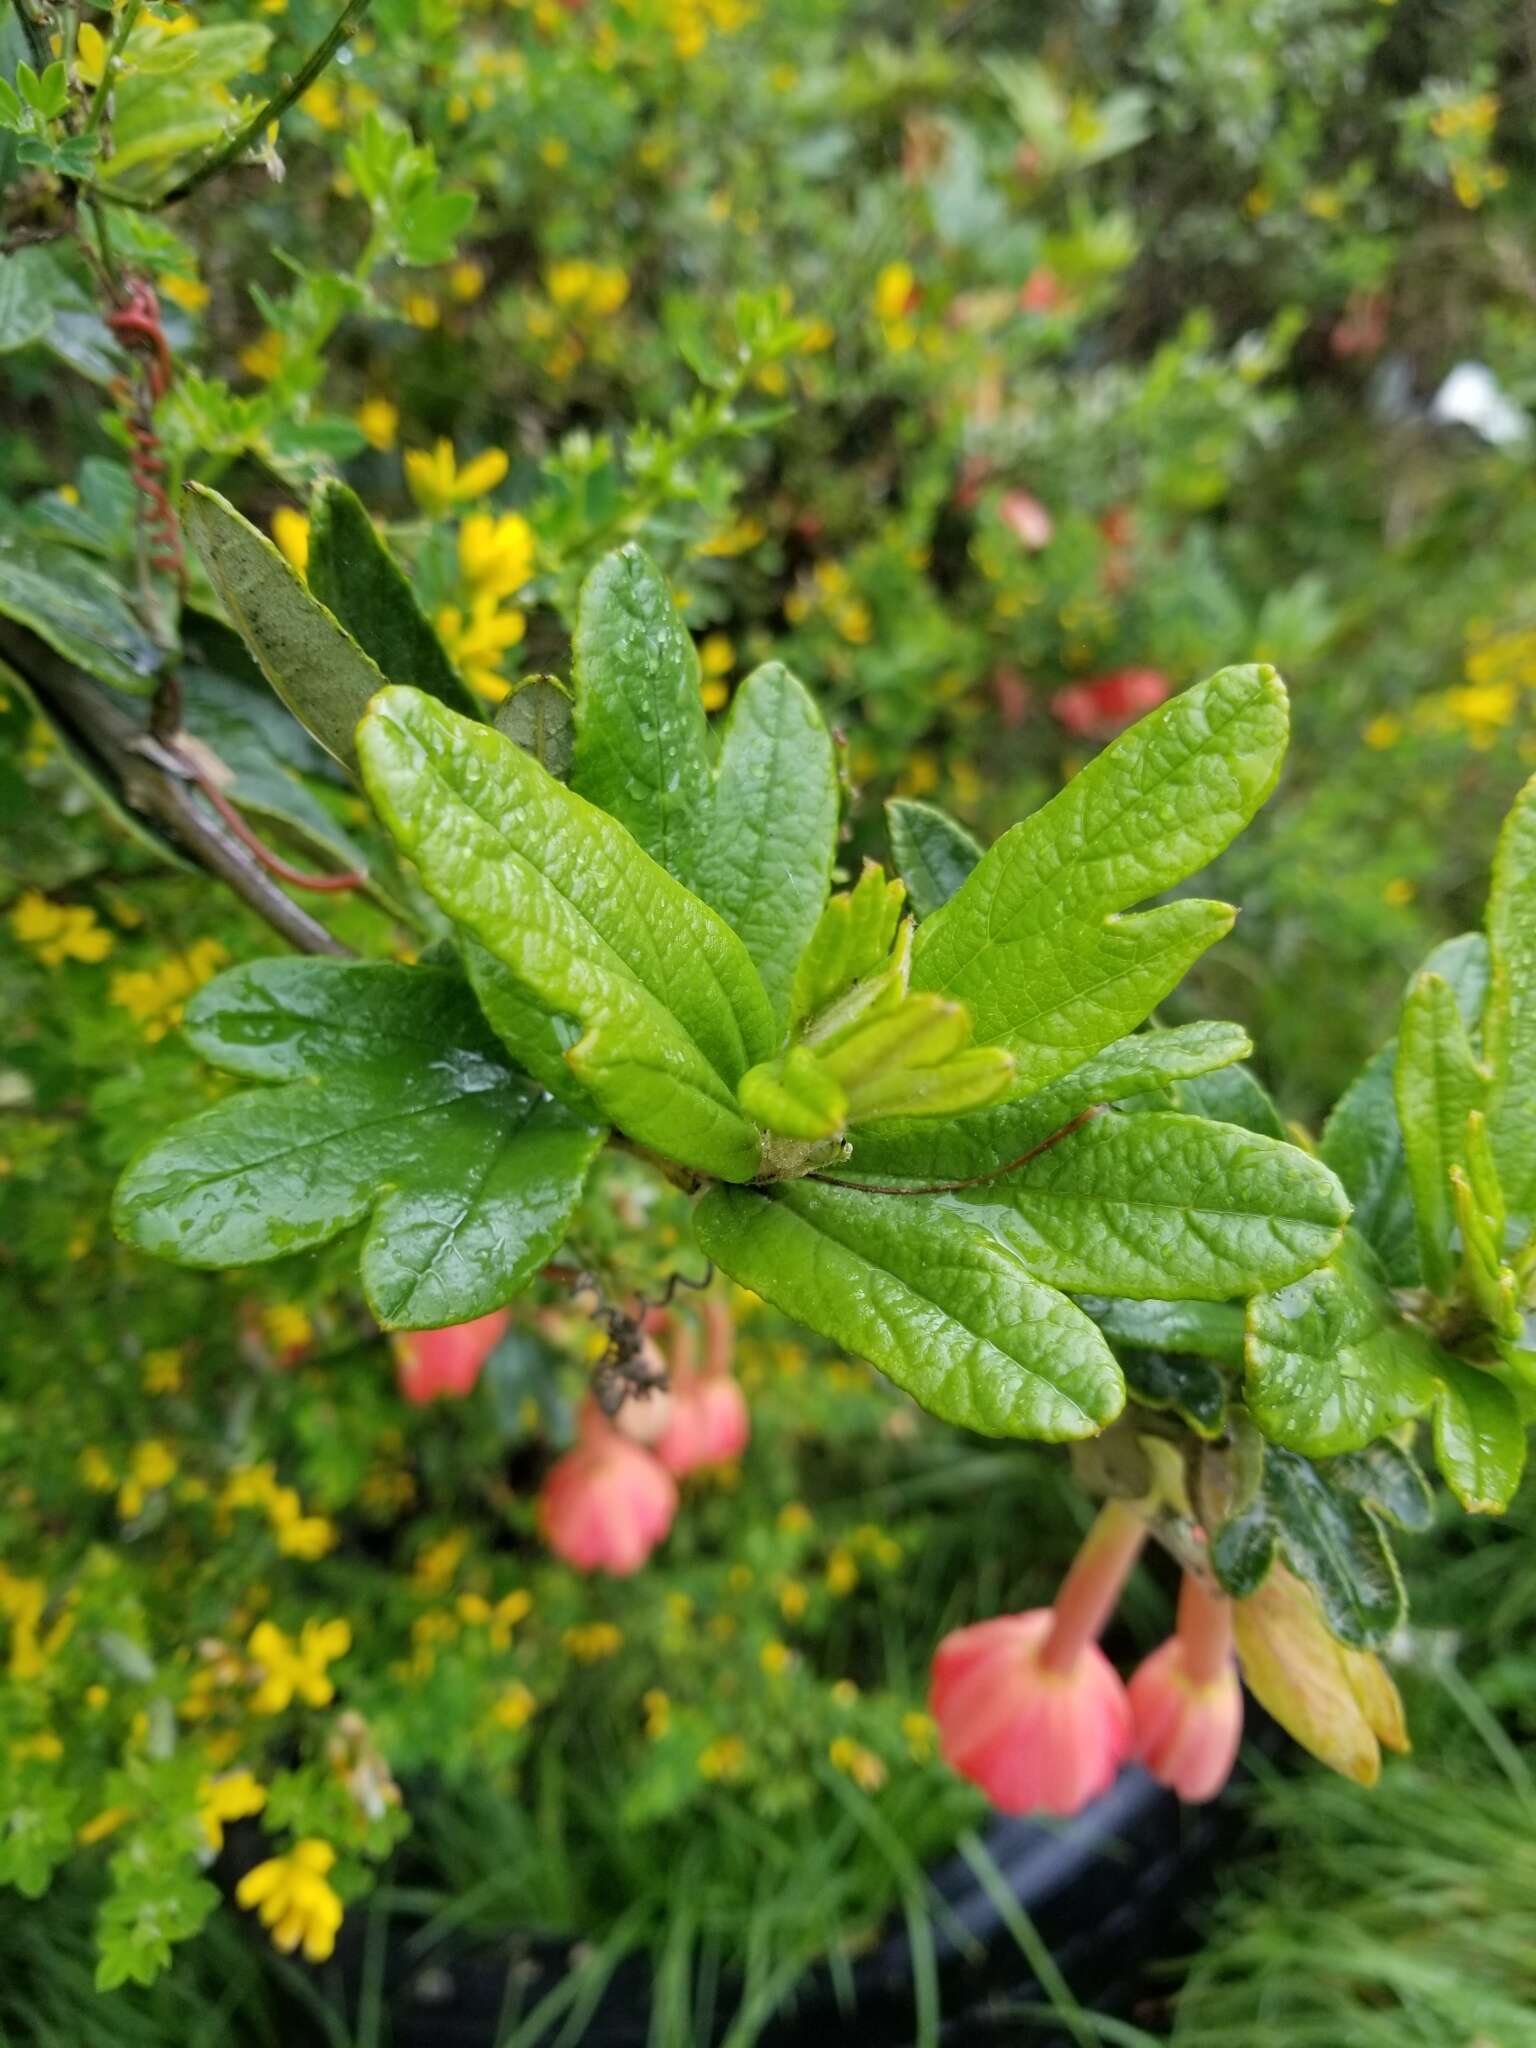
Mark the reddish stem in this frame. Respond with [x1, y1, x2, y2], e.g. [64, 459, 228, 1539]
[1040, 1500, 1146, 1673]
[185, 762, 367, 894]
[1175, 1571, 1235, 1688]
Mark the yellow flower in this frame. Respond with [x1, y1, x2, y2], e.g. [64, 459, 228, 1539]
[539, 137, 570, 168]
[436, 594, 526, 702]
[109, 938, 227, 1041]
[264, 1301, 313, 1353]
[11, 890, 112, 966]
[240, 329, 285, 381]
[77, 1446, 116, 1493]
[301, 79, 345, 129]
[492, 1682, 538, 1730]
[825, 1548, 859, 1597]
[274, 1513, 336, 1561]
[118, 1439, 177, 1519]
[272, 508, 309, 575]
[237, 1839, 344, 1962]
[562, 1621, 623, 1662]
[777, 1502, 812, 1536]
[459, 512, 536, 601]
[78, 1803, 135, 1844]
[759, 1640, 791, 1677]
[449, 260, 486, 303]
[198, 1769, 267, 1852]
[873, 261, 916, 324]
[698, 1735, 748, 1781]
[248, 1619, 351, 1715]
[777, 1579, 809, 1622]
[142, 1347, 184, 1394]
[694, 516, 765, 559]
[901, 1710, 935, 1761]
[406, 439, 510, 515]
[1383, 877, 1416, 908]
[11, 1730, 62, 1763]
[404, 291, 441, 329]
[355, 396, 399, 451]
[642, 1688, 671, 1739]
[159, 273, 210, 314]
[829, 1736, 887, 1792]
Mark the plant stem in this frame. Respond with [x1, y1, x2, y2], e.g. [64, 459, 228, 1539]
[1176, 1570, 1235, 1687]
[1040, 1499, 1146, 1673]
[82, 0, 143, 138]
[2, 624, 351, 958]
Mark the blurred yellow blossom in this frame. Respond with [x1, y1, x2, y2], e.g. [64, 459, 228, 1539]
[545, 258, 630, 317]
[160, 273, 210, 314]
[643, 1688, 671, 1739]
[240, 329, 284, 381]
[110, 938, 227, 1041]
[698, 1734, 748, 1780]
[11, 891, 112, 966]
[142, 1347, 185, 1394]
[271, 507, 309, 575]
[449, 260, 487, 303]
[355, 396, 399, 450]
[563, 1621, 623, 1662]
[459, 511, 536, 600]
[237, 1839, 343, 1961]
[118, 1439, 177, 1518]
[493, 1682, 538, 1730]
[829, 1736, 887, 1791]
[406, 439, 509, 514]
[436, 594, 526, 702]
[248, 1619, 351, 1714]
[198, 1769, 266, 1852]
[404, 291, 441, 329]
[78, 1803, 135, 1844]
[902, 1710, 935, 1761]
[74, 19, 107, 85]
[77, 1446, 116, 1493]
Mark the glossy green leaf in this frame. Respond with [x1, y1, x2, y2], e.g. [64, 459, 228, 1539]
[1173, 1060, 1285, 1138]
[1245, 1230, 1439, 1455]
[0, 525, 164, 694]
[1431, 1354, 1526, 1514]
[790, 861, 906, 1026]
[1119, 1349, 1228, 1437]
[738, 1045, 848, 1141]
[1320, 931, 1490, 1284]
[0, 247, 68, 353]
[688, 661, 838, 1023]
[1396, 970, 1488, 1292]
[1327, 1440, 1434, 1533]
[306, 480, 477, 716]
[113, 962, 602, 1328]
[495, 678, 574, 779]
[184, 483, 386, 775]
[357, 687, 776, 1181]
[844, 1020, 1252, 1184]
[693, 1180, 1125, 1441]
[886, 797, 983, 918]
[1485, 772, 1536, 1227]
[569, 544, 711, 881]
[948, 1110, 1347, 1301]
[458, 942, 598, 1120]
[1076, 1293, 1245, 1364]
[1252, 1446, 1404, 1651]
[910, 666, 1288, 1092]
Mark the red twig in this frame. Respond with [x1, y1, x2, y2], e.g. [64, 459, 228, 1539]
[180, 754, 368, 894]
[106, 276, 185, 589]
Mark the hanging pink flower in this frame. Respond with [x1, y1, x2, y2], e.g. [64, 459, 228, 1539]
[654, 1300, 751, 1475]
[539, 1402, 677, 1576]
[1050, 667, 1170, 739]
[392, 1309, 509, 1405]
[1129, 1572, 1244, 1802]
[929, 1501, 1145, 1816]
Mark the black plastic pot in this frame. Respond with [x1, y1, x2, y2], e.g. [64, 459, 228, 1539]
[328, 1751, 1262, 2048]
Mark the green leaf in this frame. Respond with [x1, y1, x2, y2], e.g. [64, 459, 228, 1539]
[357, 687, 776, 1181]
[845, 1020, 1252, 1183]
[1431, 1354, 1526, 1514]
[738, 1045, 847, 1140]
[0, 246, 68, 352]
[495, 677, 574, 779]
[306, 480, 477, 716]
[183, 483, 386, 774]
[570, 543, 711, 883]
[1320, 932, 1490, 1284]
[458, 941, 599, 1121]
[1396, 971, 1489, 1293]
[947, 1110, 1347, 1300]
[0, 523, 164, 693]
[1245, 1231, 1439, 1456]
[1119, 1349, 1228, 1437]
[112, 961, 601, 1328]
[1172, 1060, 1285, 1139]
[1485, 771, 1536, 1228]
[1250, 1446, 1404, 1651]
[688, 661, 838, 1025]
[693, 1179, 1124, 1441]
[886, 797, 983, 918]
[909, 666, 1288, 1092]
[1327, 1440, 1434, 1533]
[1076, 1293, 1245, 1363]
[790, 861, 906, 1025]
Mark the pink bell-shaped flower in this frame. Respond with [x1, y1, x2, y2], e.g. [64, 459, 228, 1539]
[1129, 1571, 1244, 1803]
[654, 1300, 751, 1475]
[539, 1401, 677, 1576]
[929, 1501, 1145, 1816]
[392, 1309, 509, 1405]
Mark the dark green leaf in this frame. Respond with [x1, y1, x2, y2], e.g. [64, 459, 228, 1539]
[1326, 1440, 1434, 1533]
[886, 797, 983, 918]
[1076, 1293, 1245, 1363]
[1396, 970, 1488, 1292]
[1256, 1446, 1404, 1650]
[495, 677, 574, 779]
[112, 961, 602, 1328]
[1172, 1060, 1285, 1138]
[693, 1179, 1124, 1441]
[1119, 1349, 1228, 1437]
[306, 480, 477, 715]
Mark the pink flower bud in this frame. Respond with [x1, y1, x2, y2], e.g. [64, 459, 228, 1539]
[1129, 1573, 1243, 1803]
[1050, 667, 1170, 739]
[610, 1337, 674, 1446]
[929, 1502, 1145, 1816]
[653, 1303, 751, 1474]
[392, 1310, 509, 1405]
[999, 489, 1054, 552]
[539, 1403, 677, 1576]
